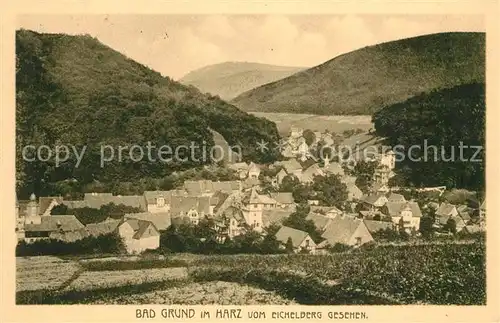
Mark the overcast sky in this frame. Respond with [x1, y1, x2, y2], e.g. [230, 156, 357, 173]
[18, 15, 485, 80]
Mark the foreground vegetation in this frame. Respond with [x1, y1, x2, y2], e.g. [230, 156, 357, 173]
[17, 241, 485, 305]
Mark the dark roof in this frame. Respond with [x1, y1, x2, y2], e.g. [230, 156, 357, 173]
[170, 196, 211, 216]
[125, 212, 171, 231]
[131, 220, 159, 239]
[38, 196, 63, 214]
[363, 219, 394, 233]
[49, 228, 90, 242]
[83, 193, 146, 210]
[25, 215, 85, 232]
[220, 206, 245, 223]
[85, 219, 121, 236]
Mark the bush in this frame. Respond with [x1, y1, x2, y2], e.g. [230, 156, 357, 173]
[16, 233, 125, 256]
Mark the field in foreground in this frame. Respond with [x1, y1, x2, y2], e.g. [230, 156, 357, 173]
[251, 112, 373, 136]
[16, 242, 485, 305]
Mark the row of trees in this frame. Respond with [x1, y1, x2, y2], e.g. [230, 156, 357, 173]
[51, 203, 143, 225]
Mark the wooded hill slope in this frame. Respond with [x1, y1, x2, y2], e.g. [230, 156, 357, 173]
[231, 32, 485, 115]
[373, 82, 485, 191]
[16, 30, 280, 197]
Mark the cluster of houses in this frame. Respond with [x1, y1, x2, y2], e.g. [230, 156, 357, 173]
[15, 128, 486, 255]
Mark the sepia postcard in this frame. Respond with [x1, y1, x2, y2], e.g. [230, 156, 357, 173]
[1, 0, 499, 322]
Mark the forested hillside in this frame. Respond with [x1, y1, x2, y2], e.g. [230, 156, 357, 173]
[373, 82, 485, 190]
[232, 32, 485, 115]
[16, 30, 280, 198]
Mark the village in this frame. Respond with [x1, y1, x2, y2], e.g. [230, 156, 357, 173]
[15, 128, 486, 255]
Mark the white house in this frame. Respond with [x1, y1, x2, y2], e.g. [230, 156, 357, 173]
[117, 219, 160, 254]
[384, 201, 423, 233]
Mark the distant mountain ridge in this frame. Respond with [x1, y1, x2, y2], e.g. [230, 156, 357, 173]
[179, 61, 305, 100]
[231, 32, 485, 115]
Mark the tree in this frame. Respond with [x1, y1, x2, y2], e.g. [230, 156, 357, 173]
[260, 223, 282, 254]
[353, 161, 377, 194]
[282, 208, 322, 243]
[444, 218, 457, 235]
[285, 237, 294, 253]
[419, 216, 435, 238]
[311, 174, 348, 207]
[303, 129, 316, 146]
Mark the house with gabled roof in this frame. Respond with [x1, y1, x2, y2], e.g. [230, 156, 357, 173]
[275, 226, 316, 254]
[323, 160, 345, 177]
[262, 209, 293, 228]
[306, 212, 333, 231]
[383, 201, 423, 233]
[170, 196, 211, 225]
[363, 219, 395, 235]
[269, 192, 296, 210]
[124, 212, 172, 231]
[275, 168, 288, 187]
[435, 202, 459, 226]
[247, 162, 261, 179]
[387, 192, 406, 203]
[345, 182, 363, 201]
[23, 214, 85, 243]
[216, 206, 247, 238]
[319, 215, 373, 247]
[276, 159, 303, 177]
[228, 162, 250, 179]
[299, 163, 324, 183]
[480, 198, 486, 218]
[117, 218, 160, 254]
[241, 187, 278, 232]
[361, 193, 388, 211]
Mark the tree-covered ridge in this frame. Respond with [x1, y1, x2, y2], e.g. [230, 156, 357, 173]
[232, 32, 485, 115]
[16, 30, 280, 198]
[373, 82, 485, 190]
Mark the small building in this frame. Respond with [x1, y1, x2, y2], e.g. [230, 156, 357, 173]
[169, 196, 211, 225]
[247, 162, 261, 179]
[262, 209, 293, 228]
[320, 215, 374, 247]
[306, 212, 333, 232]
[124, 212, 172, 231]
[275, 226, 316, 254]
[299, 163, 324, 183]
[309, 205, 342, 218]
[384, 201, 423, 233]
[269, 192, 296, 209]
[363, 219, 395, 235]
[361, 194, 389, 211]
[117, 219, 160, 254]
[23, 215, 85, 243]
[387, 192, 406, 203]
[435, 202, 459, 226]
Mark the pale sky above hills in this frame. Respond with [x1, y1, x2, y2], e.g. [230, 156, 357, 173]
[18, 15, 484, 80]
